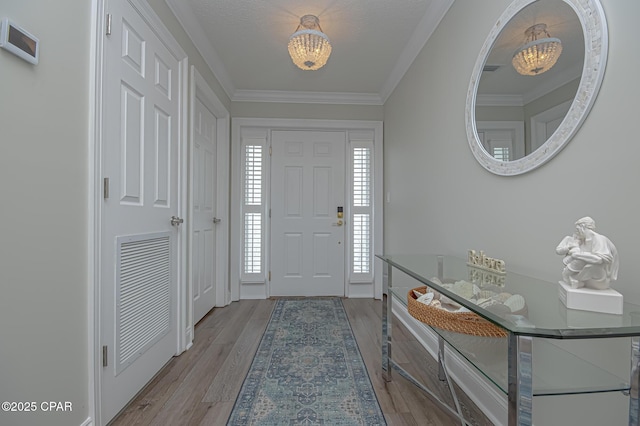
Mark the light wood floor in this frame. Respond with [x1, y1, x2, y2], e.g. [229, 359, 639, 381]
[109, 299, 493, 425]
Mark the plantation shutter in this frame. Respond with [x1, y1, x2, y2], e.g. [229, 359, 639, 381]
[241, 140, 266, 282]
[350, 141, 373, 283]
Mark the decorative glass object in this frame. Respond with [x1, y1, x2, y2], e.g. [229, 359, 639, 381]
[512, 23, 562, 76]
[288, 15, 332, 71]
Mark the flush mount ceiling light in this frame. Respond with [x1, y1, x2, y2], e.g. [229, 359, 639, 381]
[288, 15, 332, 71]
[512, 23, 562, 76]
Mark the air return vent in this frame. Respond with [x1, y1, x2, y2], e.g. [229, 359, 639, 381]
[115, 232, 172, 375]
[483, 65, 500, 72]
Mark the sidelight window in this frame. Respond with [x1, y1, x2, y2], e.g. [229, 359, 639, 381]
[351, 144, 373, 280]
[241, 143, 265, 278]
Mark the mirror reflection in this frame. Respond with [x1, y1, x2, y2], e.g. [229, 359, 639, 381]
[475, 0, 584, 161]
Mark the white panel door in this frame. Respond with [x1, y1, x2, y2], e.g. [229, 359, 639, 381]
[192, 97, 217, 324]
[100, 0, 181, 422]
[270, 130, 345, 296]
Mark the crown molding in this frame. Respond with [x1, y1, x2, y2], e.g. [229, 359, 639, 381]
[165, 0, 452, 106]
[477, 61, 583, 107]
[165, 0, 235, 98]
[378, 0, 455, 103]
[521, 61, 582, 104]
[232, 90, 383, 105]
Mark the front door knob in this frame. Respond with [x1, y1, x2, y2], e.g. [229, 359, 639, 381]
[170, 216, 184, 226]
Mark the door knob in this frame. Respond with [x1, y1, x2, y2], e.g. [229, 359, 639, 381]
[213, 217, 221, 224]
[332, 220, 343, 226]
[170, 216, 184, 226]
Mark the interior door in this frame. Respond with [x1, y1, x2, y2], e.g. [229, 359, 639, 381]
[192, 97, 217, 324]
[100, 0, 181, 422]
[270, 130, 346, 296]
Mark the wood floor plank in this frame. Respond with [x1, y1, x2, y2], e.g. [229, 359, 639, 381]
[202, 318, 270, 403]
[110, 298, 492, 426]
[194, 401, 235, 426]
[147, 343, 232, 426]
[110, 325, 221, 425]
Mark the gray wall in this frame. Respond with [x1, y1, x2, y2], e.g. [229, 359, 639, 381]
[0, 1, 91, 426]
[383, 0, 640, 424]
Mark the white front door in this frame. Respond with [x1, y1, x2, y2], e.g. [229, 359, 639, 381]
[100, 0, 182, 422]
[477, 121, 525, 161]
[483, 129, 516, 161]
[192, 97, 217, 324]
[270, 130, 346, 296]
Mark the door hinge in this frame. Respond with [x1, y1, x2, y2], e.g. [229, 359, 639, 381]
[269, 208, 271, 218]
[106, 14, 112, 36]
[269, 146, 272, 156]
[102, 345, 108, 367]
[268, 271, 271, 281]
[103, 177, 110, 199]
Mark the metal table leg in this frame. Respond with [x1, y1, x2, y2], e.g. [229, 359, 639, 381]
[382, 261, 392, 382]
[508, 334, 533, 426]
[629, 337, 640, 425]
[438, 336, 465, 426]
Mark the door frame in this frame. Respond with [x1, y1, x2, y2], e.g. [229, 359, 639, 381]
[230, 118, 383, 301]
[186, 66, 231, 345]
[476, 121, 525, 161]
[88, 0, 189, 424]
[530, 99, 572, 153]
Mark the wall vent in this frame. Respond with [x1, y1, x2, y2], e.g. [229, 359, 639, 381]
[115, 232, 172, 375]
[483, 65, 500, 72]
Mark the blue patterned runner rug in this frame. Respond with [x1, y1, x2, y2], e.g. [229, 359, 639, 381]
[227, 298, 387, 425]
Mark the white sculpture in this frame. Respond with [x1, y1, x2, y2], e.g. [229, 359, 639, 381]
[556, 217, 619, 290]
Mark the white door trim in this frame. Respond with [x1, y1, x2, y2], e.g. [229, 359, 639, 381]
[230, 118, 384, 301]
[89, 0, 188, 424]
[530, 99, 572, 153]
[476, 121, 525, 161]
[186, 66, 230, 346]
[87, 1, 102, 424]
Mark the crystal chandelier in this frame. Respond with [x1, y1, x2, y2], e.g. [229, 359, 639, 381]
[512, 24, 562, 76]
[288, 15, 332, 71]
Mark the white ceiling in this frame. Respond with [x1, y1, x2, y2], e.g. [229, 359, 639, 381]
[165, 0, 455, 105]
[478, 0, 584, 105]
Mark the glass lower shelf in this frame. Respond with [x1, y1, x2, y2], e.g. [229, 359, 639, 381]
[391, 287, 630, 396]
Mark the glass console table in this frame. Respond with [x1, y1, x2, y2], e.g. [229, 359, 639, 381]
[377, 254, 640, 426]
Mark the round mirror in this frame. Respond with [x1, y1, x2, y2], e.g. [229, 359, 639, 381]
[465, 0, 608, 176]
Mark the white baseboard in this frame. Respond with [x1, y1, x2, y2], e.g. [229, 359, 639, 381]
[240, 282, 268, 299]
[392, 298, 508, 426]
[348, 282, 375, 298]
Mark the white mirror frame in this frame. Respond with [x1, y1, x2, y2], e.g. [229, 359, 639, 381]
[465, 0, 608, 176]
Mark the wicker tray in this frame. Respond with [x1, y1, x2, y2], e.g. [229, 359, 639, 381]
[407, 286, 508, 338]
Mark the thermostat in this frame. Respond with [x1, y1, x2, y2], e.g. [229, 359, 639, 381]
[0, 18, 39, 65]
